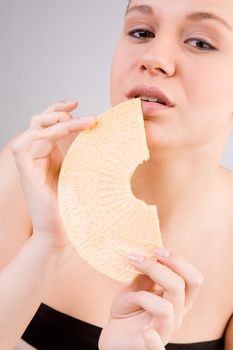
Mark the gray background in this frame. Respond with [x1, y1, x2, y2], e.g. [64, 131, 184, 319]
[0, 0, 232, 169]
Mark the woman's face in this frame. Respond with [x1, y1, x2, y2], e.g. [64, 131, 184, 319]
[110, 0, 233, 149]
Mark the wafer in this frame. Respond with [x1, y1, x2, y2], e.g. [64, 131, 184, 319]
[58, 98, 162, 282]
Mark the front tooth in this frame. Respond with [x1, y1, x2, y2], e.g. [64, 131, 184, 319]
[139, 96, 160, 103]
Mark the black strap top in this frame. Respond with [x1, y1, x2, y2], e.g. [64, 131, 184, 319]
[22, 303, 224, 350]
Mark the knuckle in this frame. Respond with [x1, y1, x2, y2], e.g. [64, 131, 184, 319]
[11, 141, 20, 156]
[11, 133, 28, 156]
[172, 277, 186, 292]
[191, 273, 204, 288]
[11, 144, 29, 168]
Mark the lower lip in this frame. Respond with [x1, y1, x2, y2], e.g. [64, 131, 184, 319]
[140, 99, 172, 114]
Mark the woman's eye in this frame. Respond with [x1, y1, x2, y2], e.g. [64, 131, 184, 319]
[128, 29, 155, 40]
[186, 38, 217, 51]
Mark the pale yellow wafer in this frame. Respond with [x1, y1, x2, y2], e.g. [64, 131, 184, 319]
[58, 98, 162, 283]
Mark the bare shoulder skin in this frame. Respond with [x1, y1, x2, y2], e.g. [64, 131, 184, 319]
[0, 135, 32, 268]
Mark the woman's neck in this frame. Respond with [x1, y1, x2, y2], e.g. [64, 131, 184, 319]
[130, 143, 222, 234]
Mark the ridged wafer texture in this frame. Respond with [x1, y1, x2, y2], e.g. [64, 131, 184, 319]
[58, 98, 162, 282]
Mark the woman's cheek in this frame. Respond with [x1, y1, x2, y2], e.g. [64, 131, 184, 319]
[110, 52, 129, 105]
[110, 57, 120, 105]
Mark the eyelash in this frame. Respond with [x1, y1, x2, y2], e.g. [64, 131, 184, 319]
[127, 29, 217, 51]
[128, 29, 155, 40]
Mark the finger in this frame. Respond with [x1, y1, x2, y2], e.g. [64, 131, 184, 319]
[31, 113, 96, 135]
[127, 291, 174, 329]
[128, 254, 185, 325]
[109, 275, 153, 319]
[30, 111, 73, 128]
[43, 100, 78, 113]
[110, 274, 155, 317]
[33, 118, 96, 152]
[154, 248, 204, 311]
[142, 328, 165, 350]
[41, 117, 96, 138]
[31, 110, 95, 129]
[12, 118, 96, 167]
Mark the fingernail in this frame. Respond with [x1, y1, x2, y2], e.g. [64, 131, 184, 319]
[60, 100, 76, 104]
[154, 247, 170, 258]
[128, 253, 145, 264]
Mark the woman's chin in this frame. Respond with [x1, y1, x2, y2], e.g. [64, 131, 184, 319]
[144, 120, 169, 148]
[144, 120, 183, 152]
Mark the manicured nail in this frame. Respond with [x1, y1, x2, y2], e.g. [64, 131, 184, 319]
[60, 100, 76, 104]
[128, 253, 145, 264]
[154, 247, 170, 258]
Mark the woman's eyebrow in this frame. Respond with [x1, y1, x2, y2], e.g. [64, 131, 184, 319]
[125, 5, 233, 32]
[187, 12, 233, 32]
[125, 5, 153, 17]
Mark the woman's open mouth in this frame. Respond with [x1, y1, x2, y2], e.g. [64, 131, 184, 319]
[127, 85, 175, 115]
[136, 95, 167, 105]
[135, 96, 173, 114]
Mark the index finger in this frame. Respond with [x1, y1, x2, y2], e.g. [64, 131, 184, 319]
[43, 101, 78, 113]
[154, 248, 204, 311]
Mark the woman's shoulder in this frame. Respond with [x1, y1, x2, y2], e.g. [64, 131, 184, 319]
[0, 133, 33, 266]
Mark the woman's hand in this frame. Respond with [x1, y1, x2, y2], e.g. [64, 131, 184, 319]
[99, 248, 204, 350]
[14, 339, 37, 349]
[11, 101, 96, 249]
[0, 101, 96, 349]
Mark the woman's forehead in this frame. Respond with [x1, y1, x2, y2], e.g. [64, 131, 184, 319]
[128, 0, 233, 18]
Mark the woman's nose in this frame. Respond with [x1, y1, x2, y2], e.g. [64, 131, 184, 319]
[139, 36, 176, 77]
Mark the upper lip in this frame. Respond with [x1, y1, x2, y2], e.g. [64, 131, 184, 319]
[127, 85, 174, 107]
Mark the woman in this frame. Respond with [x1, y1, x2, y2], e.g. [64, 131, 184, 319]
[0, 0, 232, 349]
